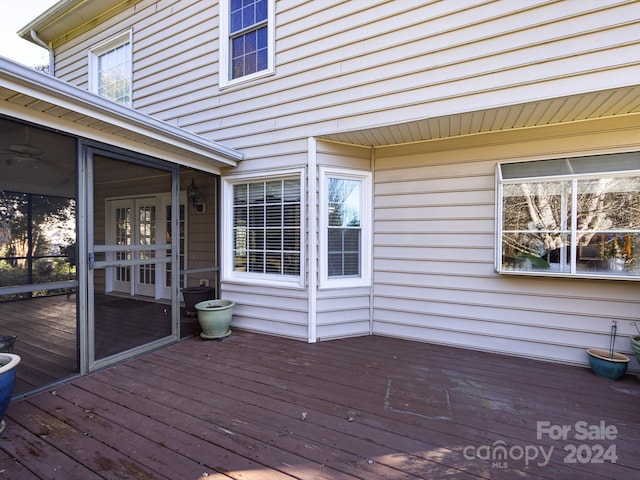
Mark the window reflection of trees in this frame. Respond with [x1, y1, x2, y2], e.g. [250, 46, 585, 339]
[0, 191, 76, 294]
[501, 176, 640, 273]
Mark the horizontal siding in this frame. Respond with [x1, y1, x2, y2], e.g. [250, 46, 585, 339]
[45, 0, 640, 358]
[221, 283, 309, 340]
[189, 0, 640, 148]
[53, 0, 640, 153]
[372, 124, 640, 369]
[316, 289, 371, 340]
[312, 142, 373, 341]
[316, 320, 370, 341]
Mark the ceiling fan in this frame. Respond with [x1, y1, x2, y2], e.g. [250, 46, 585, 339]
[2, 143, 42, 167]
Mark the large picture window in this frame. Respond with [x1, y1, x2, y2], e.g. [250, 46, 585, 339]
[219, 0, 275, 87]
[497, 152, 640, 279]
[320, 168, 371, 288]
[225, 174, 302, 284]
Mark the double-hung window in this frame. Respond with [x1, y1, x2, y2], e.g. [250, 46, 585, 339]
[219, 0, 274, 87]
[89, 31, 132, 106]
[320, 168, 372, 288]
[496, 152, 640, 279]
[225, 173, 302, 285]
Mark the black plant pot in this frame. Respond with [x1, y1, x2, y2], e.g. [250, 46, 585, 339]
[181, 287, 214, 316]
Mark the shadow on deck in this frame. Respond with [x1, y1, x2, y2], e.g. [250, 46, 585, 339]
[1, 330, 639, 479]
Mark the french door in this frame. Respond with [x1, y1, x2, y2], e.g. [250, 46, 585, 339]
[106, 195, 184, 299]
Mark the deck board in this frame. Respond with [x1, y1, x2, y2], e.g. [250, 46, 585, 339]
[1, 330, 639, 479]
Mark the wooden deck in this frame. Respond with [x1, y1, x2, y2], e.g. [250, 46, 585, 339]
[0, 294, 202, 395]
[1, 330, 639, 479]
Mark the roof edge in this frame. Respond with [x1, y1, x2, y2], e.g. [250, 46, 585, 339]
[0, 56, 243, 166]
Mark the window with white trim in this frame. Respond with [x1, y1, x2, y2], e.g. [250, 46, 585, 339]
[89, 31, 132, 106]
[225, 174, 302, 284]
[320, 168, 372, 288]
[497, 152, 640, 279]
[219, 0, 274, 87]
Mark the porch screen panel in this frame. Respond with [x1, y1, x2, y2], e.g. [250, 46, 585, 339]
[0, 118, 79, 396]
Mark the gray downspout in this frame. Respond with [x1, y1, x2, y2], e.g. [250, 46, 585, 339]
[29, 30, 54, 75]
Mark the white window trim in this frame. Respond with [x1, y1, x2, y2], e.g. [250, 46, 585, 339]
[222, 169, 305, 288]
[88, 30, 132, 106]
[219, 0, 275, 89]
[319, 167, 372, 289]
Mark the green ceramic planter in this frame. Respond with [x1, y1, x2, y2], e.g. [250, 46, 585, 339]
[630, 335, 640, 363]
[195, 299, 235, 339]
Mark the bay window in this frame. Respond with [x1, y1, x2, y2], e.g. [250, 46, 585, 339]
[497, 152, 640, 279]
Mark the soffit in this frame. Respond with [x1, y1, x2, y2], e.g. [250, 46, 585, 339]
[318, 85, 640, 148]
[18, 0, 138, 47]
[0, 57, 242, 171]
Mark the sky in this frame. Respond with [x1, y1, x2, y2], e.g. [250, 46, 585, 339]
[0, 0, 60, 67]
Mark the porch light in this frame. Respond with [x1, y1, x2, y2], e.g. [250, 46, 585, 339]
[186, 179, 200, 207]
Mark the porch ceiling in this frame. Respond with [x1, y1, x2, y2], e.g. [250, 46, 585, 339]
[319, 84, 640, 148]
[0, 57, 243, 172]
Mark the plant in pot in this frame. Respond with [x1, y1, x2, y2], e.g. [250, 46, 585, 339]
[0, 353, 21, 433]
[586, 321, 629, 380]
[195, 299, 235, 340]
[629, 322, 640, 363]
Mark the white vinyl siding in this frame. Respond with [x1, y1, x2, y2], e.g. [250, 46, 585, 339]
[54, 1, 640, 149]
[372, 119, 640, 368]
[45, 0, 640, 359]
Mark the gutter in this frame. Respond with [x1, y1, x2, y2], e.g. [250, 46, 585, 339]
[29, 30, 54, 75]
[0, 57, 243, 167]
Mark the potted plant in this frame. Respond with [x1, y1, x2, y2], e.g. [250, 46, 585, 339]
[180, 286, 214, 317]
[0, 353, 20, 433]
[629, 322, 640, 363]
[195, 299, 235, 340]
[586, 321, 629, 380]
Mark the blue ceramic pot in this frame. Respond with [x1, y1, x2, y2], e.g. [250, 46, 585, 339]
[0, 353, 21, 433]
[586, 348, 629, 380]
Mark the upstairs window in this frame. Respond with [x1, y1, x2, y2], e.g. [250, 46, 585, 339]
[496, 152, 640, 280]
[220, 0, 275, 87]
[89, 31, 132, 106]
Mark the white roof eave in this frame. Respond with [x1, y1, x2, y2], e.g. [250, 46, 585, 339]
[0, 56, 243, 169]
